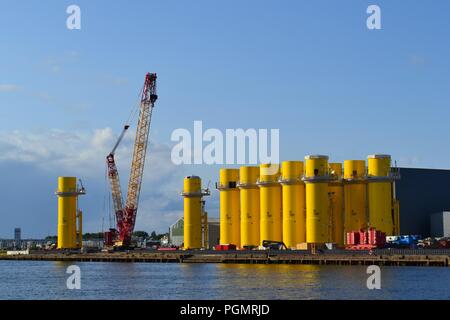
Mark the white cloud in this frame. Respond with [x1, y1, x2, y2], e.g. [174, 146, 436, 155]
[0, 129, 106, 174]
[0, 84, 21, 92]
[0, 128, 184, 233]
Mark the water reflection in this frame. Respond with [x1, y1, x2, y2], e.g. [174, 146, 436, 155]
[1, 261, 449, 300]
[216, 264, 323, 299]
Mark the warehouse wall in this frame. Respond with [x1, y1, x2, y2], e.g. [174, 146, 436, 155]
[396, 168, 450, 237]
[430, 211, 450, 237]
[169, 217, 184, 246]
[208, 223, 220, 248]
[169, 217, 221, 248]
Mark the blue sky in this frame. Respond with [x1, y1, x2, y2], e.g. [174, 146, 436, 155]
[1, 1, 449, 238]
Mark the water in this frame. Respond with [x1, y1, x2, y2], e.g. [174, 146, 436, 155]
[0, 260, 449, 299]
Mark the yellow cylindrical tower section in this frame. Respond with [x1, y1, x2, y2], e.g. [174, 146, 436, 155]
[57, 177, 78, 249]
[218, 169, 240, 246]
[280, 161, 305, 249]
[238, 166, 260, 248]
[182, 176, 204, 249]
[258, 164, 282, 244]
[304, 155, 330, 244]
[343, 160, 367, 235]
[368, 154, 394, 235]
[329, 163, 344, 245]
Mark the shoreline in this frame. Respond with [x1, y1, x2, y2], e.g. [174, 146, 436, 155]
[1, 250, 450, 267]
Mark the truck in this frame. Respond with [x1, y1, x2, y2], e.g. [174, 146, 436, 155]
[386, 235, 421, 248]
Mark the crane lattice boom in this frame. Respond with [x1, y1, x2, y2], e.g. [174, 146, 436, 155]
[106, 73, 158, 246]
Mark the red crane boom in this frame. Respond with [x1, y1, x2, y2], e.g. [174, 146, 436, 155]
[106, 73, 158, 246]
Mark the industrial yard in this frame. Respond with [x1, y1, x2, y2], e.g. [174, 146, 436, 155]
[4, 73, 450, 265]
[2, 2, 450, 306]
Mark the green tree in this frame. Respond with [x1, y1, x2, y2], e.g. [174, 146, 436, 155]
[133, 231, 149, 239]
[83, 232, 104, 240]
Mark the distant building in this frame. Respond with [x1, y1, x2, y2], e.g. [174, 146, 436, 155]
[82, 239, 104, 249]
[430, 211, 450, 238]
[169, 217, 220, 249]
[14, 228, 21, 241]
[169, 217, 184, 247]
[0, 239, 48, 250]
[396, 168, 450, 237]
[160, 235, 169, 246]
[208, 218, 220, 248]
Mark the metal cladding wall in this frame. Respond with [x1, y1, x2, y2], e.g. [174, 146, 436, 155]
[430, 212, 450, 238]
[396, 168, 450, 237]
[208, 222, 221, 248]
[169, 217, 184, 247]
[169, 217, 221, 249]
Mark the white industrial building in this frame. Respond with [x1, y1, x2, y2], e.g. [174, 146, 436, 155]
[169, 217, 220, 249]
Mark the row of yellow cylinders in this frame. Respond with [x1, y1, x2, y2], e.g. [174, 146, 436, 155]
[217, 154, 395, 248]
[218, 162, 305, 248]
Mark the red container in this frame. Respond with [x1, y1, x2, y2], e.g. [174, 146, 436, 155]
[359, 231, 367, 245]
[437, 240, 450, 248]
[215, 244, 237, 251]
[367, 229, 386, 246]
[367, 229, 386, 247]
[346, 232, 360, 245]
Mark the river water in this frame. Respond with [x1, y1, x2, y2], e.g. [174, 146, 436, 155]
[0, 261, 449, 299]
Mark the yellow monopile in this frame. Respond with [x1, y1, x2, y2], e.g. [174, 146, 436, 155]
[368, 154, 394, 235]
[182, 176, 210, 249]
[343, 160, 368, 237]
[280, 161, 305, 248]
[304, 155, 330, 244]
[238, 166, 260, 248]
[258, 163, 282, 244]
[218, 169, 240, 246]
[56, 177, 84, 249]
